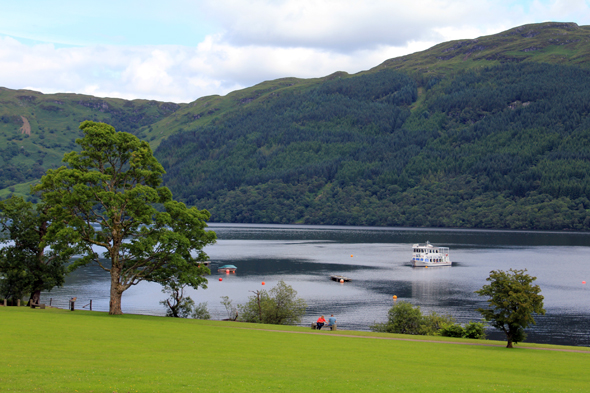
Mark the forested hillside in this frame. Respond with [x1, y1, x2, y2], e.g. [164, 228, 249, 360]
[155, 63, 590, 229]
[3, 22, 590, 230]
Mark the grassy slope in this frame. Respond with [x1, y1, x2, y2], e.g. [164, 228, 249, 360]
[2, 307, 590, 392]
[372, 22, 590, 77]
[0, 87, 182, 155]
[0, 88, 183, 197]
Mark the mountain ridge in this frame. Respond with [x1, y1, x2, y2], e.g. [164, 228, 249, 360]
[3, 22, 590, 230]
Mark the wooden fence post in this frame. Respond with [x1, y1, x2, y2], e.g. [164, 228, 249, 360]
[89, 299, 92, 311]
[17, 299, 20, 307]
[49, 298, 52, 306]
[70, 297, 77, 311]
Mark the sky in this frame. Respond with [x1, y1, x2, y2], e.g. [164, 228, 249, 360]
[1, 0, 590, 103]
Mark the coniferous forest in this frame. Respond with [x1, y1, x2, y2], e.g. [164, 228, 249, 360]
[155, 63, 590, 229]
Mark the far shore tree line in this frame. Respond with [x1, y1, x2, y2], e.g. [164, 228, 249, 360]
[0, 121, 545, 348]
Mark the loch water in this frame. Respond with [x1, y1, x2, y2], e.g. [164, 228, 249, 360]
[44, 223, 590, 347]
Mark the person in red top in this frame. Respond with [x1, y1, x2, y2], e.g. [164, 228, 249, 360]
[316, 315, 326, 330]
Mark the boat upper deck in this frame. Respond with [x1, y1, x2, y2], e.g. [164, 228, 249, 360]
[412, 242, 449, 255]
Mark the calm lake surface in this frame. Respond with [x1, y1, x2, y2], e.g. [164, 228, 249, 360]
[43, 223, 590, 346]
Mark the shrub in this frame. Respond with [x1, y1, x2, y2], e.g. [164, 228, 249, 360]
[421, 311, 456, 335]
[192, 302, 211, 320]
[463, 321, 486, 339]
[370, 301, 449, 335]
[440, 323, 465, 338]
[220, 296, 238, 320]
[370, 301, 485, 339]
[385, 301, 424, 335]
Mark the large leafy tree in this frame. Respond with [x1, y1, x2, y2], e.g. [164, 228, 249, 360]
[0, 196, 73, 305]
[476, 269, 545, 348]
[34, 121, 216, 315]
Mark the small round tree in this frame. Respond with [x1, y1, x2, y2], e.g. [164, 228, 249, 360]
[238, 281, 307, 325]
[385, 301, 424, 335]
[476, 269, 545, 348]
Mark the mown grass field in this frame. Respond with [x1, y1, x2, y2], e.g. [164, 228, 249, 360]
[2, 307, 590, 392]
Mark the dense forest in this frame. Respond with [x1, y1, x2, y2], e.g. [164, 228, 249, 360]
[155, 63, 590, 230]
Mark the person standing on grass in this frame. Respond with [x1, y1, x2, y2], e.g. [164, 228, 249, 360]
[317, 315, 326, 330]
[327, 314, 336, 328]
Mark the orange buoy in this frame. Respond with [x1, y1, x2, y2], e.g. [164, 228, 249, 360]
[219, 278, 223, 282]
[262, 281, 265, 285]
[425, 266, 428, 269]
[393, 295, 397, 299]
[350, 255, 353, 257]
[340, 279, 344, 283]
[583, 281, 587, 284]
[226, 269, 230, 273]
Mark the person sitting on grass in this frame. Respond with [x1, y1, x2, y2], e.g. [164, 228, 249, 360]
[326, 314, 336, 328]
[316, 315, 326, 330]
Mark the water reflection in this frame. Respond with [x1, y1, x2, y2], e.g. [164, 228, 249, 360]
[41, 223, 590, 347]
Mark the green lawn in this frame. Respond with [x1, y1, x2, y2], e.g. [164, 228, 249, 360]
[1, 307, 589, 392]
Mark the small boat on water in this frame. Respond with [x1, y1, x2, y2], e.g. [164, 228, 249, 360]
[218, 264, 237, 273]
[411, 241, 451, 267]
[330, 275, 351, 282]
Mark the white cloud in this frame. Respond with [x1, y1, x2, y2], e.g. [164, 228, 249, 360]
[0, 33, 437, 103]
[203, 0, 533, 51]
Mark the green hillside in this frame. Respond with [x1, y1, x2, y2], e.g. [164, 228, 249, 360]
[0, 88, 182, 196]
[4, 22, 590, 230]
[155, 62, 590, 229]
[373, 22, 590, 75]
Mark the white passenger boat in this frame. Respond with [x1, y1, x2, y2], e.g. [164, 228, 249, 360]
[411, 241, 451, 267]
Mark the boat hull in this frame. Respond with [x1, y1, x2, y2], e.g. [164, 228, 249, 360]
[411, 260, 452, 267]
[330, 275, 351, 282]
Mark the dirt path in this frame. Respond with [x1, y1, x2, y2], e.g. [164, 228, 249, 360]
[20, 116, 31, 135]
[220, 324, 590, 353]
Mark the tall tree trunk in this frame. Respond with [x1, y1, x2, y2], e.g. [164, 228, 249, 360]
[109, 268, 124, 315]
[28, 277, 44, 307]
[506, 337, 514, 348]
[503, 327, 514, 348]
